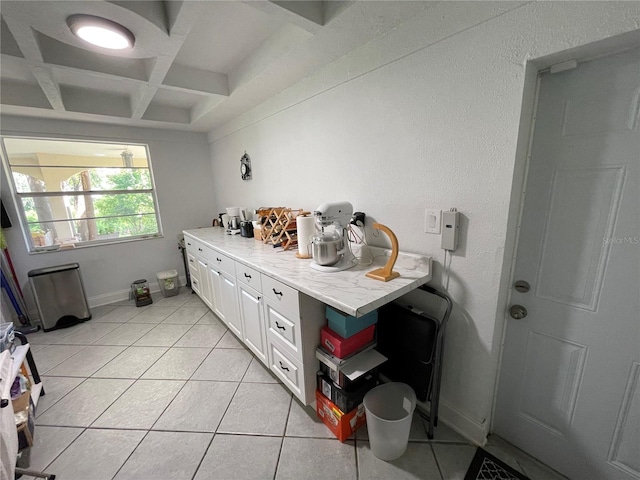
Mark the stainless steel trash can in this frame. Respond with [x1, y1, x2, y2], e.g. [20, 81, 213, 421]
[28, 263, 91, 332]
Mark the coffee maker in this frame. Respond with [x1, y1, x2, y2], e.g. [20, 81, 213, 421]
[225, 207, 241, 235]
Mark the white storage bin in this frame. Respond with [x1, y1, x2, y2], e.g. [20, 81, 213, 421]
[156, 269, 179, 297]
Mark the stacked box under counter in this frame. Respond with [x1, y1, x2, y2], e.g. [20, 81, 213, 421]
[183, 227, 432, 405]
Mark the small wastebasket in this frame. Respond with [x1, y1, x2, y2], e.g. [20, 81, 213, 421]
[156, 269, 179, 297]
[363, 382, 416, 461]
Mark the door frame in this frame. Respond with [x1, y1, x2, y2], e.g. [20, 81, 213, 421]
[490, 34, 640, 435]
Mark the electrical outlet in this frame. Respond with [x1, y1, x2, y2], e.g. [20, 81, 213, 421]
[424, 209, 441, 234]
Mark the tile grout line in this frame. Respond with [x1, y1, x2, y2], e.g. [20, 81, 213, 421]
[272, 394, 293, 480]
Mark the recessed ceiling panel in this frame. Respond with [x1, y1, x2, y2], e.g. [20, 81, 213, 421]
[38, 31, 149, 81]
[174, 1, 287, 75]
[151, 88, 206, 109]
[0, 16, 24, 57]
[1, 80, 52, 109]
[0, 57, 39, 84]
[53, 67, 141, 97]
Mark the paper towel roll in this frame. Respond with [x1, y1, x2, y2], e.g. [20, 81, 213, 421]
[297, 215, 316, 257]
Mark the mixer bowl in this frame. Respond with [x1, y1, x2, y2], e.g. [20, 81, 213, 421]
[312, 236, 344, 266]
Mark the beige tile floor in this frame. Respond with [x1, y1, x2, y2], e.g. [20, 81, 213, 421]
[20, 289, 568, 480]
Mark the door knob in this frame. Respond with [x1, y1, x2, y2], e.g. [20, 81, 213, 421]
[509, 305, 528, 319]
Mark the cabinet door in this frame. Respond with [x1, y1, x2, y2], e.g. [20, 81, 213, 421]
[197, 257, 213, 308]
[221, 271, 242, 339]
[209, 267, 224, 321]
[238, 283, 267, 365]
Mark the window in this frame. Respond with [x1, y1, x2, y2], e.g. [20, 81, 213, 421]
[1, 137, 162, 252]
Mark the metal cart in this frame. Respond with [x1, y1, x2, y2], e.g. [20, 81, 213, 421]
[376, 284, 452, 439]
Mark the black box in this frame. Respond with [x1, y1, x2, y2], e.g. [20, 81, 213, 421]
[316, 371, 377, 413]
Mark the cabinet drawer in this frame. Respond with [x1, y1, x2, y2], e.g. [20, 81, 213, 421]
[187, 253, 199, 278]
[262, 276, 299, 313]
[185, 238, 206, 257]
[191, 275, 202, 295]
[235, 262, 262, 291]
[209, 250, 234, 275]
[269, 341, 303, 397]
[266, 301, 301, 360]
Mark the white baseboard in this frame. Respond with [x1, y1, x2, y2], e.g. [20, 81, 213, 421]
[438, 398, 489, 446]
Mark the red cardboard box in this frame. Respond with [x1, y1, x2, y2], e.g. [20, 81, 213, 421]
[315, 390, 366, 442]
[321, 324, 375, 359]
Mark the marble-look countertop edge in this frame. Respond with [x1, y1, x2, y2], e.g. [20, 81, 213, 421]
[183, 228, 432, 317]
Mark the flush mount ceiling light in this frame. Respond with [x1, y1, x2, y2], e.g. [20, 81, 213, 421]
[67, 14, 135, 50]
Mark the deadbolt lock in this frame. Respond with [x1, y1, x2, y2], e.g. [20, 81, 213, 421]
[514, 280, 530, 293]
[509, 305, 528, 319]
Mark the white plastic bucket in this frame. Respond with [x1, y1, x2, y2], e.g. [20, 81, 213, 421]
[363, 382, 417, 461]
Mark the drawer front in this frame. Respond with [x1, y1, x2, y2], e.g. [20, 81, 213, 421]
[269, 341, 303, 397]
[209, 250, 235, 275]
[187, 253, 199, 278]
[191, 275, 202, 296]
[185, 238, 206, 257]
[265, 301, 301, 359]
[262, 275, 299, 313]
[235, 262, 262, 291]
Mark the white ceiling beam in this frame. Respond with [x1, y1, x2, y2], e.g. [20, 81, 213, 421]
[129, 1, 204, 119]
[243, 0, 324, 34]
[31, 66, 65, 111]
[3, 16, 65, 111]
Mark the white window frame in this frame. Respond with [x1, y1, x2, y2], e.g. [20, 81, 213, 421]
[1, 135, 164, 253]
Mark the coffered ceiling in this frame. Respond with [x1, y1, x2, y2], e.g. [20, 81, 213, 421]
[0, 1, 437, 133]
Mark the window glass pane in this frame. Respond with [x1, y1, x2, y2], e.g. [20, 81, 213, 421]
[2, 136, 161, 252]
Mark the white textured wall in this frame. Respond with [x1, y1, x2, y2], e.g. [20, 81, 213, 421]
[1, 116, 214, 307]
[207, 2, 640, 443]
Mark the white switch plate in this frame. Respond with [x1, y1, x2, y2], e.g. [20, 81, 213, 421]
[424, 209, 441, 234]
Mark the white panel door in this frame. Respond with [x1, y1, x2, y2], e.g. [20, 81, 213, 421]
[238, 282, 268, 365]
[494, 48, 640, 480]
[221, 271, 242, 339]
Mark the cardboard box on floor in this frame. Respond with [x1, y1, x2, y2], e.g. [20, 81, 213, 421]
[12, 390, 35, 450]
[315, 390, 366, 442]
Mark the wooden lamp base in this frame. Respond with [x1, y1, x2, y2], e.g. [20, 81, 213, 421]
[365, 267, 400, 282]
[365, 223, 400, 282]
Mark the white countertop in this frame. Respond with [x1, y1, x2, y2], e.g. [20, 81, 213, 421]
[184, 227, 432, 317]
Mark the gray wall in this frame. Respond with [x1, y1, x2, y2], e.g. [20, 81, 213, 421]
[1, 116, 215, 307]
[206, 2, 640, 443]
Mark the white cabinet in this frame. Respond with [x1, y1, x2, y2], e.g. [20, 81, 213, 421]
[183, 233, 326, 405]
[237, 282, 268, 365]
[209, 266, 242, 339]
[198, 257, 213, 308]
[220, 271, 242, 338]
[263, 278, 325, 404]
[209, 267, 224, 320]
[185, 239, 212, 308]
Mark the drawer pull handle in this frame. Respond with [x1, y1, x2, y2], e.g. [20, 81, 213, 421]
[244, 273, 251, 279]
[189, 259, 194, 264]
[275, 321, 286, 331]
[273, 289, 283, 297]
[198, 248, 202, 252]
[217, 257, 222, 262]
[187, 242, 191, 246]
[324, 339, 336, 353]
[279, 362, 289, 372]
